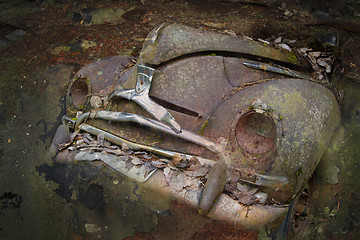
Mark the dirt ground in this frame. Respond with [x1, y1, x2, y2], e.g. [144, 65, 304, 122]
[1, 0, 360, 240]
[1, 0, 359, 82]
[0, 0, 355, 72]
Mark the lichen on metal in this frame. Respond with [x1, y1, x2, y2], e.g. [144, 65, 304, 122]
[55, 24, 342, 232]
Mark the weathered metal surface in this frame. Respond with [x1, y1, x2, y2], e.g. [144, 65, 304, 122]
[223, 57, 280, 86]
[75, 111, 223, 153]
[289, 79, 360, 239]
[199, 160, 228, 214]
[207, 78, 341, 202]
[150, 55, 232, 118]
[123, 201, 259, 240]
[139, 23, 307, 68]
[84, 107, 217, 160]
[110, 65, 182, 132]
[75, 150, 158, 182]
[142, 170, 288, 229]
[243, 61, 312, 80]
[66, 55, 134, 117]
[78, 123, 216, 166]
[62, 24, 342, 233]
[67, 52, 340, 205]
[69, 131, 288, 230]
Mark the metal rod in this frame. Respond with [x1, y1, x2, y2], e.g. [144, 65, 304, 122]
[75, 111, 224, 154]
[79, 123, 216, 166]
[243, 61, 312, 80]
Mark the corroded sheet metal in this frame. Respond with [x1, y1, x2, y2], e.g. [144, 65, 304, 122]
[207, 78, 340, 202]
[143, 170, 288, 229]
[140, 23, 307, 68]
[64, 24, 340, 210]
[66, 55, 134, 117]
[110, 65, 182, 132]
[75, 55, 134, 93]
[151, 56, 232, 117]
[76, 111, 223, 153]
[83, 78, 340, 204]
[224, 57, 286, 86]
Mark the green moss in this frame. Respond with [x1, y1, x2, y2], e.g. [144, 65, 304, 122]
[288, 53, 298, 63]
[51, 45, 71, 55]
[143, 133, 163, 145]
[198, 119, 209, 135]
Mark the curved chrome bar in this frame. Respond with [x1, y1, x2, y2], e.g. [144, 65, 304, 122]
[109, 64, 181, 133]
[75, 111, 224, 154]
[79, 123, 216, 167]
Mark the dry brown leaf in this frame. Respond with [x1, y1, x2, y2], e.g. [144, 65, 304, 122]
[171, 153, 189, 168]
[131, 156, 144, 165]
[125, 157, 134, 170]
[151, 160, 167, 169]
[185, 165, 208, 178]
[163, 167, 172, 184]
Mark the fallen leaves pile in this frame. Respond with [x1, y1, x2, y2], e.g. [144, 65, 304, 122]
[59, 132, 210, 192]
[58, 132, 273, 205]
[298, 48, 335, 84]
[256, 35, 336, 85]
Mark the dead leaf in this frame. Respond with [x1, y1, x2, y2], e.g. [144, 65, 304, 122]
[163, 167, 172, 184]
[82, 136, 91, 145]
[125, 157, 134, 170]
[134, 151, 151, 159]
[151, 160, 168, 169]
[97, 133, 105, 146]
[103, 148, 123, 155]
[236, 182, 249, 192]
[171, 153, 189, 168]
[169, 172, 186, 192]
[238, 195, 253, 206]
[237, 182, 258, 196]
[189, 156, 200, 166]
[185, 165, 208, 178]
[131, 156, 144, 165]
[144, 162, 156, 177]
[121, 142, 130, 151]
[183, 177, 201, 190]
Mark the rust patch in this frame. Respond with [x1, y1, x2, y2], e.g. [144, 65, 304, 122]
[232, 111, 277, 174]
[70, 78, 89, 110]
[235, 111, 276, 155]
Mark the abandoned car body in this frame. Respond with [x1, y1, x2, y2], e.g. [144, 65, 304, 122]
[52, 24, 341, 233]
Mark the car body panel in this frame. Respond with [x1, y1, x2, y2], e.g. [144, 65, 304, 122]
[62, 24, 341, 232]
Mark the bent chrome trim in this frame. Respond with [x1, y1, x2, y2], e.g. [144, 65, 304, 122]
[75, 111, 224, 154]
[79, 123, 216, 167]
[109, 65, 181, 133]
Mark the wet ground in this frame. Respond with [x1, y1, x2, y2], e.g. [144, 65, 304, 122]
[1, 0, 360, 239]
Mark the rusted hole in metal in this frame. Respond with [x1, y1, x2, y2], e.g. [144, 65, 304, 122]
[71, 78, 89, 110]
[150, 96, 200, 118]
[235, 111, 276, 155]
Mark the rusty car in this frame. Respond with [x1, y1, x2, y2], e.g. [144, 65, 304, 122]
[50, 23, 341, 238]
